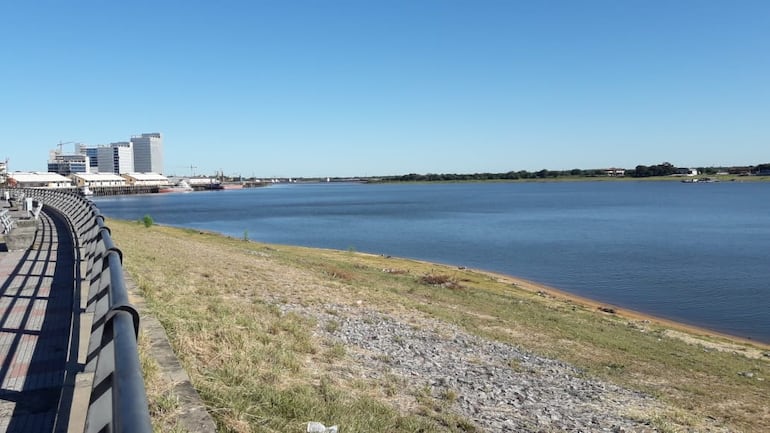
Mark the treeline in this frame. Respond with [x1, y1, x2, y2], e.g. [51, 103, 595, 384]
[379, 162, 770, 182]
[384, 169, 608, 182]
[632, 162, 770, 177]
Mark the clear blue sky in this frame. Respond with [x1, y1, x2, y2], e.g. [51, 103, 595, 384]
[1, 1, 768, 177]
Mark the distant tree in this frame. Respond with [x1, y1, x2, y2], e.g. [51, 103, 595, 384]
[400, 173, 422, 181]
[633, 165, 649, 177]
[654, 162, 677, 176]
[632, 162, 677, 177]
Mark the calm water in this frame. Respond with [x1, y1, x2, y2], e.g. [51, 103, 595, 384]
[93, 182, 770, 343]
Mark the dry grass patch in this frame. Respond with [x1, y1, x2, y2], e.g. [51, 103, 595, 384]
[109, 219, 770, 433]
[138, 333, 188, 433]
[114, 222, 469, 432]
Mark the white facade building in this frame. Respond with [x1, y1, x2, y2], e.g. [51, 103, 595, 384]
[70, 173, 127, 188]
[8, 172, 73, 188]
[97, 142, 134, 174]
[121, 172, 169, 187]
[131, 133, 163, 174]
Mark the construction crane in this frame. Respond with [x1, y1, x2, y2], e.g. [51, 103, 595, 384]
[56, 141, 77, 155]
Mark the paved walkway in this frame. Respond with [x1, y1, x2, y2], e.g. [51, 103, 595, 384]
[0, 211, 77, 433]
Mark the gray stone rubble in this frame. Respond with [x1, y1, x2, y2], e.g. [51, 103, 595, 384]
[281, 303, 665, 433]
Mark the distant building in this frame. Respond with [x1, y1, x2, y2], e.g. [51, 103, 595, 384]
[47, 151, 90, 176]
[8, 172, 73, 188]
[131, 133, 163, 174]
[40, 132, 163, 177]
[121, 172, 169, 187]
[605, 168, 625, 177]
[70, 173, 127, 188]
[0, 160, 7, 184]
[675, 168, 699, 176]
[98, 142, 134, 174]
[728, 166, 753, 175]
[75, 144, 101, 171]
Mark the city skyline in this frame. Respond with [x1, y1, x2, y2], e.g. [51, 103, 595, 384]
[1, 1, 768, 177]
[43, 133, 164, 176]
[34, 138, 770, 180]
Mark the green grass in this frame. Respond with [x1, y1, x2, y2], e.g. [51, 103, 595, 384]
[112, 219, 770, 433]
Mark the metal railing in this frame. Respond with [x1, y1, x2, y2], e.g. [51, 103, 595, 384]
[2, 187, 152, 433]
[0, 208, 14, 234]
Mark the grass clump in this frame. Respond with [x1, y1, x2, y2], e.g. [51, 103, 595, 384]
[324, 319, 341, 333]
[323, 265, 355, 281]
[419, 272, 464, 290]
[415, 386, 477, 432]
[324, 342, 346, 361]
[419, 273, 453, 286]
[140, 214, 154, 228]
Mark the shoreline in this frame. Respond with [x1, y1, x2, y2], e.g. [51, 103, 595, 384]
[485, 270, 770, 351]
[386, 252, 770, 350]
[136, 222, 770, 351]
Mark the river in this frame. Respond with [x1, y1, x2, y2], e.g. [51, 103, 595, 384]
[93, 181, 770, 343]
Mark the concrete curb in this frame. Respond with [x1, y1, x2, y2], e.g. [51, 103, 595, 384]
[1, 208, 39, 251]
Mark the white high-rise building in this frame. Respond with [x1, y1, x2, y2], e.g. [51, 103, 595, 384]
[98, 142, 134, 174]
[131, 133, 163, 174]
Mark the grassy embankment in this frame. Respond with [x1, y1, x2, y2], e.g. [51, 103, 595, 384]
[108, 219, 770, 433]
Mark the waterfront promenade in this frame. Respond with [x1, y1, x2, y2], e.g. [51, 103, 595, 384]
[0, 209, 79, 432]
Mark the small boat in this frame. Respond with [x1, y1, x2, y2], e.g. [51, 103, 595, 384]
[159, 180, 194, 193]
[681, 177, 719, 184]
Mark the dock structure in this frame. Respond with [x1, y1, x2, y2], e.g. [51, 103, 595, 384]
[86, 185, 159, 196]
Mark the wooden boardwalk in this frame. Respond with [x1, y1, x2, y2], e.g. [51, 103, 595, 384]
[0, 211, 78, 433]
